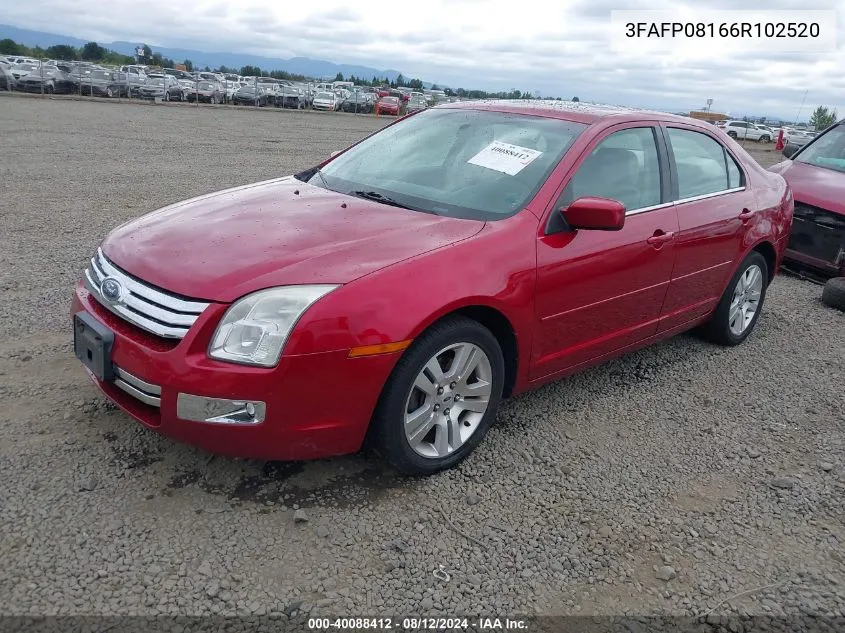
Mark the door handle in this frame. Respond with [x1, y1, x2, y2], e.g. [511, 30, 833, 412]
[738, 209, 755, 222]
[647, 230, 675, 246]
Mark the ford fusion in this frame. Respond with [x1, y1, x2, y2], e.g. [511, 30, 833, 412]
[72, 101, 793, 475]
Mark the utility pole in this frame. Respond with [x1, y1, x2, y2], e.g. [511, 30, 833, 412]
[794, 89, 808, 125]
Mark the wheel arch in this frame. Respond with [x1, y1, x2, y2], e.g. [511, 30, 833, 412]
[752, 240, 777, 286]
[407, 302, 520, 398]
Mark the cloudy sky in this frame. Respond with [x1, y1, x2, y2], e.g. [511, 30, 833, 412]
[5, 0, 845, 120]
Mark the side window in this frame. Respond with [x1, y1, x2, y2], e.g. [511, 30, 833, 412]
[667, 128, 741, 198]
[726, 151, 743, 189]
[557, 127, 662, 213]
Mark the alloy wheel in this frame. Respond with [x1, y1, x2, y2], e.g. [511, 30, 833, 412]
[729, 264, 763, 336]
[403, 342, 493, 459]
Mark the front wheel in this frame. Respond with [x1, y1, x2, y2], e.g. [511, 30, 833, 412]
[701, 251, 768, 346]
[370, 316, 504, 476]
[759, 135, 771, 143]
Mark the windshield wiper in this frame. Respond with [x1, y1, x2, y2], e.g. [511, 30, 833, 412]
[313, 168, 331, 190]
[349, 190, 416, 210]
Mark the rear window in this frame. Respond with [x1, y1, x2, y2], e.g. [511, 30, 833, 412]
[667, 128, 742, 198]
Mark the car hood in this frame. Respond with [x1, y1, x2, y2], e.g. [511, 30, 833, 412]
[768, 160, 845, 215]
[102, 177, 484, 303]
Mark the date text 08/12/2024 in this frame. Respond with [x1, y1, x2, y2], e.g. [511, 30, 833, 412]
[307, 617, 528, 630]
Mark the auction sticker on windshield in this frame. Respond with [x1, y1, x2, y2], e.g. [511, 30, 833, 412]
[468, 141, 543, 176]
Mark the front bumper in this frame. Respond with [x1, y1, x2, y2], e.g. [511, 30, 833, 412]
[784, 202, 845, 277]
[72, 282, 400, 460]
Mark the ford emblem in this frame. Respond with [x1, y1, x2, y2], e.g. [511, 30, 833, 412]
[101, 277, 123, 303]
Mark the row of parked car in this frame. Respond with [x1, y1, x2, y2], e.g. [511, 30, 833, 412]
[234, 82, 436, 115]
[716, 119, 818, 148]
[0, 57, 447, 116]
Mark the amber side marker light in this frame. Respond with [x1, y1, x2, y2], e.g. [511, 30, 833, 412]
[348, 339, 413, 358]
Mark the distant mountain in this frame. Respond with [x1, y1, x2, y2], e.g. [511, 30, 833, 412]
[0, 24, 405, 81]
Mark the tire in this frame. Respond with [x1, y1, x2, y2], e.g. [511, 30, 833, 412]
[106, 88, 113, 98]
[701, 251, 769, 346]
[45, 83, 54, 95]
[164, 92, 170, 102]
[759, 135, 771, 143]
[821, 277, 845, 312]
[727, 131, 737, 139]
[369, 316, 505, 476]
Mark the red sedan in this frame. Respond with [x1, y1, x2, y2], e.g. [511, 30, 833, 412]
[376, 96, 400, 116]
[72, 101, 793, 475]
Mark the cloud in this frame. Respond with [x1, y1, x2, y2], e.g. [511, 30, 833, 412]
[2, 0, 843, 120]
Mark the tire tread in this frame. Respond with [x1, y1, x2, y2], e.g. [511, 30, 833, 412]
[369, 316, 504, 476]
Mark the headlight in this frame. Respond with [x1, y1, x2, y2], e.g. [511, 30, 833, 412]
[208, 285, 339, 367]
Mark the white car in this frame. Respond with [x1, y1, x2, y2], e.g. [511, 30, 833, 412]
[781, 127, 815, 148]
[756, 124, 777, 138]
[6, 56, 40, 66]
[722, 120, 773, 142]
[312, 91, 337, 111]
[722, 121, 772, 143]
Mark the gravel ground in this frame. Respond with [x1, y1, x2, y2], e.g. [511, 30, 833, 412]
[1, 96, 844, 626]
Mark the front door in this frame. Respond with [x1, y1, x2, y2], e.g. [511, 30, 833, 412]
[532, 124, 678, 381]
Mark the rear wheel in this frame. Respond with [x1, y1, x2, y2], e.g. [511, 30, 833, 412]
[370, 316, 504, 475]
[759, 135, 771, 143]
[727, 131, 737, 139]
[702, 251, 768, 345]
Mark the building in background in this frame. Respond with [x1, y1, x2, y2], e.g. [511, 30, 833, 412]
[689, 110, 729, 124]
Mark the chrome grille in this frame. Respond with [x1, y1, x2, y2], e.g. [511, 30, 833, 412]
[84, 248, 209, 339]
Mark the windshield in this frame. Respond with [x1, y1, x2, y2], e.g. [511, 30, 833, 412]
[148, 78, 165, 86]
[794, 124, 845, 173]
[198, 82, 214, 90]
[90, 71, 112, 80]
[308, 108, 586, 220]
[315, 92, 333, 99]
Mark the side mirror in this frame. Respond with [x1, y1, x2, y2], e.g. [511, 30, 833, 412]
[782, 144, 799, 159]
[562, 197, 626, 231]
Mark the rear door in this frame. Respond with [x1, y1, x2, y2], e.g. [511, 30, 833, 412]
[532, 124, 678, 380]
[657, 124, 759, 332]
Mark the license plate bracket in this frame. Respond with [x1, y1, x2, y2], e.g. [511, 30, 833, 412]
[73, 311, 115, 382]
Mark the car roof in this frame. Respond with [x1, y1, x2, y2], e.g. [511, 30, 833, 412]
[438, 99, 720, 127]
